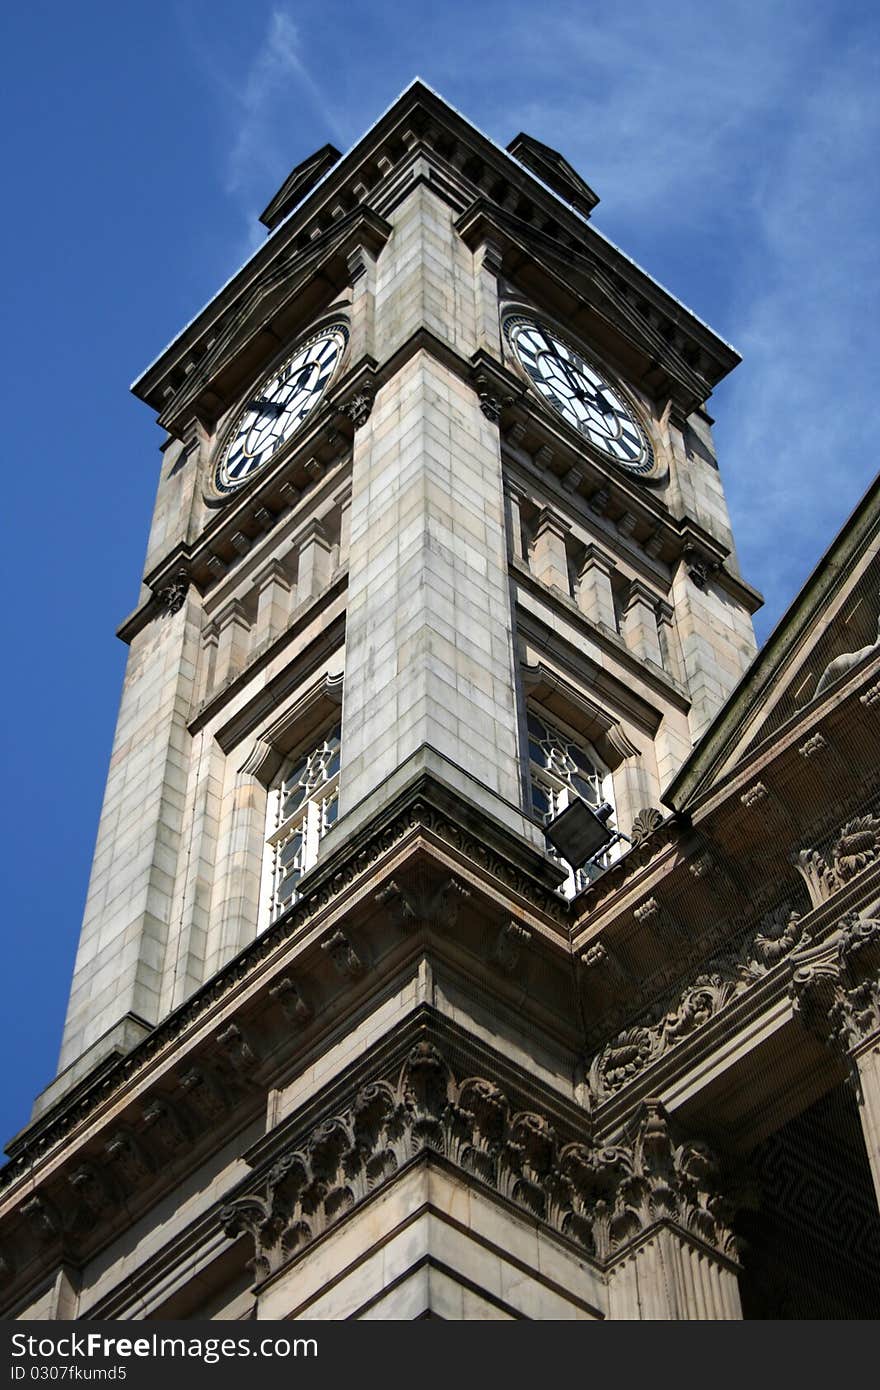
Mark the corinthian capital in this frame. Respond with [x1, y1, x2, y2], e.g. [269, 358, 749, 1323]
[790, 914, 880, 1056]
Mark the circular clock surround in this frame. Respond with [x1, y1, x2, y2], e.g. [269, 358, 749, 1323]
[214, 322, 349, 495]
[504, 315, 654, 475]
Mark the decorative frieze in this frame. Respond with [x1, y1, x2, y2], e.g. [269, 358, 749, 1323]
[220, 1042, 737, 1283]
[587, 902, 808, 1101]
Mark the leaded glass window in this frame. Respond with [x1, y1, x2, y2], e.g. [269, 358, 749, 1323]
[264, 725, 340, 921]
[527, 711, 613, 893]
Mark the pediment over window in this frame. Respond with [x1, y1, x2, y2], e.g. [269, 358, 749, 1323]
[240, 671, 343, 785]
[521, 661, 640, 770]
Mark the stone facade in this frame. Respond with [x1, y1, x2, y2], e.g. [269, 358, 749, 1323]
[2, 81, 878, 1320]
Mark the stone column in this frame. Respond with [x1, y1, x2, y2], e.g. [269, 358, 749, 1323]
[253, 559, 292, 649]
[595, 1101, 742, 1320]
[206, 766, 269, 976]
[213, 599, 251, 688]
[296, 519, 332, 605]
[790, 914, 880, 1205]
[530, 508, 571, 594]
[608, 1227, 742, 1319]
[622, 580, 663, 666]
[576, 544, 617, 630]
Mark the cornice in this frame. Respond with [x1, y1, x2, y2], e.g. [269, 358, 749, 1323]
[456, 199, 725, 415]
[132, 82, 741, 430]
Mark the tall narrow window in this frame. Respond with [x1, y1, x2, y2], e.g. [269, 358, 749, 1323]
[264, 725, 340, 921]
[526, 710, 614, 894]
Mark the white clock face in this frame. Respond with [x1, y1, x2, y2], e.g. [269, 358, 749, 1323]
[505, 316, 653, 474]
[215, 323, 348, 493]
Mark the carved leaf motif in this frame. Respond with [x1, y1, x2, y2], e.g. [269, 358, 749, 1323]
[588, 900, 808, 1100]
[831, 814, 880, 883]
[216, 1050, 737, 1283]
[630, 807, 664, 846]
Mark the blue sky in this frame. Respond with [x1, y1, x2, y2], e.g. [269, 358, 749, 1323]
[1, 0, 878, 1146]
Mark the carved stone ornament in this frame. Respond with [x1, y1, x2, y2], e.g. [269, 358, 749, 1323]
[793, 811, 880, 908]
[490, 920, 532, 975]
[268, 976, 312, 1026]
[683, 545, 720, 590]
[630, 807, 664, 847]
[374, 876, 470, 932]
[474, 371, 514, 423]
[216, 1022, 260, 1075]
[790, 913, 880, 1057]
[219, 1043, 737, 1283]
[815, 601, 880, 697]
[860, 681, 880, 708]
[339, 388, 375, 429]
[21, 1195, 62, 1245]
[321, 929, 365, 978]
[588, 902, 808, 1101]
[155, 568, 190, 616]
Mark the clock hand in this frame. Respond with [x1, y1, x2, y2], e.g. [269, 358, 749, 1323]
[251, 396, 286, 416]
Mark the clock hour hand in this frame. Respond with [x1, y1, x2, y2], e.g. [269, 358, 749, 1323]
[251, 396, 286, 417]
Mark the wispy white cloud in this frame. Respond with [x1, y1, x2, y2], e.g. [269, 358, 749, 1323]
[178, 4, 348, 256]
[176, 0, 879, 634]
[225, 8, 345, 206]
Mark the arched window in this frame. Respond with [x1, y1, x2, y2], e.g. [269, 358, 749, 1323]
[526, 710, 614, 894]
[263, 724, 341, 921]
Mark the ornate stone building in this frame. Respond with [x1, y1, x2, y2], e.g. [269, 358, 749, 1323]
[1, 81, 878, 1320]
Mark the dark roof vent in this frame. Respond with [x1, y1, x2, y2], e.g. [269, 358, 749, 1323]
[506, 133, 599, 220]
[259, 143, 342, 232]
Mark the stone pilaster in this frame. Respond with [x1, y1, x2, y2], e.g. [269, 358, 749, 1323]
[530, 508, 571, 594]
[505, 483, 526, 563]
[608, 1227, 742, 1319]
[296, 520, 332, 605]
[622, 580, 663, 666]
[254, 559, 292, 649]
[213, 599, 251, 688]
[576, 544, 617, 630]
[472, 235, 504, 356]
[790, 914, 880, 1205]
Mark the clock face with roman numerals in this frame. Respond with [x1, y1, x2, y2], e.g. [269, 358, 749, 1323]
[505, 316, 653, 474]
[215, 323, 348, 494]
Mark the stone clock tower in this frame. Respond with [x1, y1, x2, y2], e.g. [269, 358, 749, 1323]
[6, 80, 877, 1321]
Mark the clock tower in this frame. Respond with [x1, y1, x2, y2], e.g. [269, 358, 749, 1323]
[1, 81, 793, 1320]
